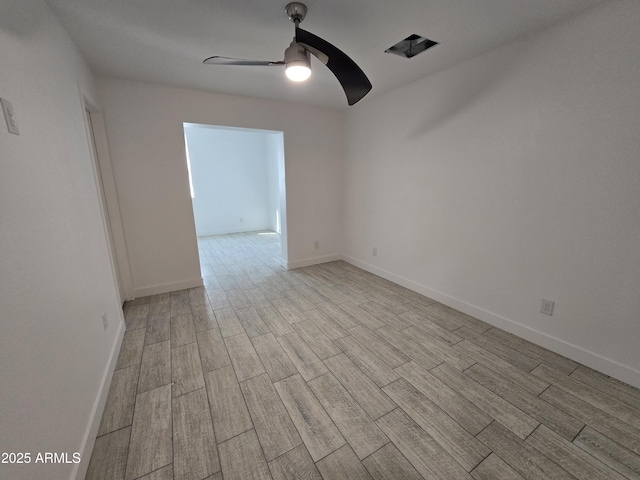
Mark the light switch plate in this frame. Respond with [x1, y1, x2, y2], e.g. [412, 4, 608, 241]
[1, 97, 20, 135]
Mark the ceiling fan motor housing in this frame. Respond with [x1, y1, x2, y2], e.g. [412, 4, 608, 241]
[285, 41, 310, 66]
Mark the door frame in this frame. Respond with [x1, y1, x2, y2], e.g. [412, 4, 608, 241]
[81, 93, 134, 302]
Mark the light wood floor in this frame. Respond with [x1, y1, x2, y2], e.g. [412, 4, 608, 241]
[87, 231, 640, 480]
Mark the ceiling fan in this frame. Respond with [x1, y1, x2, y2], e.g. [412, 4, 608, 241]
[203, 2, 372, 106]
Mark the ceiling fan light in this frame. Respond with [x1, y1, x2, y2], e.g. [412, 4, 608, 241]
[284, 41, 311, 82]
[285, 63, 311, 81]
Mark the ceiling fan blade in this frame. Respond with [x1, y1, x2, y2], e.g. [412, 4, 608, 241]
[295, 27, 371, 106]
[203, 56, 284, 66]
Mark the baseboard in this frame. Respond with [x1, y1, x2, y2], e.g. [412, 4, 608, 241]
[343, 254, 640, 389]
[71, 320, 126, 480]
[133, 277, 204, 297]
[285, 253, 343, 270]
[196, 226, 273, 236]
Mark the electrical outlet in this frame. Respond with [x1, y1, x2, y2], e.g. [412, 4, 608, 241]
[314, 240, 319, 249]
[372, 247, 378, 256]
[240, 218, 243, 223]
[101, 313, 108, 330]
[540, 299, 554, 316]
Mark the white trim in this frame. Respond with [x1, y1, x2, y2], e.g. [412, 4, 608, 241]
[134, 277, 204, 297]
[196, 226, 274, 236]
[88, 111, 135, 301]
[71, 321, 126, 480]
[78, 86, 135, 302]
[343, 254, 640, 389]
[285, 253, 343, 270]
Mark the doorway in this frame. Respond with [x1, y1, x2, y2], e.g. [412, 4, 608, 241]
[183, 123, 288, 266]
[83, 100, 134, 304]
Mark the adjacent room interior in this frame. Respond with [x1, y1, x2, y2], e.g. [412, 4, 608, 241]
[183, 122, 287, 270]
[2, 1, 639, 479]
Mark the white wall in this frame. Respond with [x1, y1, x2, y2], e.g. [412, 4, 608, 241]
[98, 78, 344, 296]
[0, 1, 125, 479]
[185, 125, 280, 236]
[344, 0, 640, 387]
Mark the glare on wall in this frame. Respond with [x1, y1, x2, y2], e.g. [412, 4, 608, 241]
[184, 134, 195, 199]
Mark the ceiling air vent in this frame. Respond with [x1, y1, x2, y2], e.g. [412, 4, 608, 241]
[385, 34, 438, 58]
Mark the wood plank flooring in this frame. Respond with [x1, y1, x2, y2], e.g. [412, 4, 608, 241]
[88, 231, 640, 480]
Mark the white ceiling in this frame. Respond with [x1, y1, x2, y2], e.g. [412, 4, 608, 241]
[46, 0, 606, 110]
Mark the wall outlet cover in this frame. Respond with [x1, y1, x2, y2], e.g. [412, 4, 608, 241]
[540, 299, 554, 316]
[1, 98, 19, 135]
